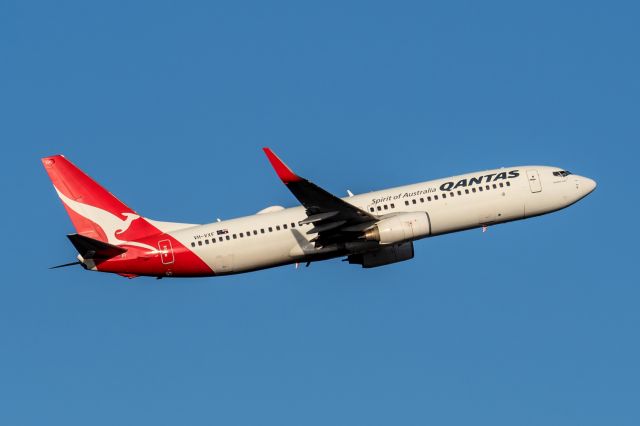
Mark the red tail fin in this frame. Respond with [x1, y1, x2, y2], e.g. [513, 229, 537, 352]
[41, 155, 160, 246]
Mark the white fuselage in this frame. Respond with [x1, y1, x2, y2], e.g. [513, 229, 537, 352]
[166, 165, 596, 275]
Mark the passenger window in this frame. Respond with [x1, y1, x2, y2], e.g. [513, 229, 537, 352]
[499, 183, 504, 188]
[442, 194, 447, 199]
[233, 234, 237, 239]
[191, 242, 196, 247]
[205, 239, 209, 244]
[457, 191, 462, 195]
[485, 185, 490, 190]
[434, 195, 439, 200]
[506, 181, 511, 187]
[212, 238, 216, 243]
[377, 206, 382, 211]
[276, 225, 281, 231]
[465, 189, 469, 194]
[198, 241, 202, 246]
[479, 187, 483, 192]
[427, 196, 432, 201]
[291, 223, 296, 228]
[226, 235, 230, 240]
[493, 184, 497, 189]
[390, 203, 395, 208]
[239, 233, 244, 238]
[283, 224, 288, 229]
[253, 230, 258, 235]
[405, 201, 410, 206]
[412, 199, 417, 204]
[472, 188, 476, 193]
[449, 192, 454, 197]
[370, 207, 375, 212]
[384, 205, 388, 210]
[268, 227, 273, 232]
[261, 229, 265, 234]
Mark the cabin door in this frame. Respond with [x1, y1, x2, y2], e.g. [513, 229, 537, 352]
[158, 239, 175, 265]
[526, 169, 542, 193]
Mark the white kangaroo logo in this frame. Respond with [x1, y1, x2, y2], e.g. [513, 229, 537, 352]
[55, 188, 157, 252]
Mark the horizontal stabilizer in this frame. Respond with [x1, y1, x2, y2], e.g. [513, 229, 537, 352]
[49, 261, 82, 269]
[67, 233, 127, 259]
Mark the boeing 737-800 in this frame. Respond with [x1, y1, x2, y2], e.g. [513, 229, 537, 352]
[43, 149, 596, 278]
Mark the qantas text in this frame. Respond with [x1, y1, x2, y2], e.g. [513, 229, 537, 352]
[370, 170, 520, 205]
[439, 170, 520, 191]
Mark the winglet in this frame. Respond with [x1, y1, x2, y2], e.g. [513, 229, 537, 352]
[262, 148, 302, 184]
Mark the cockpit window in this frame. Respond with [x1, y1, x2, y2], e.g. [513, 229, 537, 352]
[553, 170, 572, 177]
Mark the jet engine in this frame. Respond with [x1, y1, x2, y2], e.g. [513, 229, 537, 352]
[363, 212, 431, 245]
[348, 242, 414, 268]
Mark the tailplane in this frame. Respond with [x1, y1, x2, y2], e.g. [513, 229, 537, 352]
[66, 234, 127, 259]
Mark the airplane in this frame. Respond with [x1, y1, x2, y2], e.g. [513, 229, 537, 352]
[42, 149, 596, 278]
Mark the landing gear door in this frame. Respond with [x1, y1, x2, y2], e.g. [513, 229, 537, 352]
[527, 170, 542, 193]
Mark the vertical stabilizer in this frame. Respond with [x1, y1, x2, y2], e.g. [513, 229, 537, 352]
[41, 155, 160, 248]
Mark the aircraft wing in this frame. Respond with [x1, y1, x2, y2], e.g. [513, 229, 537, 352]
[263, 148, 377, 247]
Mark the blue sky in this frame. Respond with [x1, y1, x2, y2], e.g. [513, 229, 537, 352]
[1, 1, 638, 424]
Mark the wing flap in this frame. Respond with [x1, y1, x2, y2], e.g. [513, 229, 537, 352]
[306, 220, 347, 235]
[299, 211, 340, 225]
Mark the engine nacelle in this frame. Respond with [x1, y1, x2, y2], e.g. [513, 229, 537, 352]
[348, 242, 414, 268]
[363, 212, 431, 245]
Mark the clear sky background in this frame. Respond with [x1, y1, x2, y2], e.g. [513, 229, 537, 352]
[1, 1, 638, 425]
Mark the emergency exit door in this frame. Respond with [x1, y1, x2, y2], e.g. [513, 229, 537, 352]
[526, 169, 542, 193]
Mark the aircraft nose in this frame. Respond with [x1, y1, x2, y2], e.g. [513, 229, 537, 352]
[583, 177, 597, 194]
[575, 175, 596, 197]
